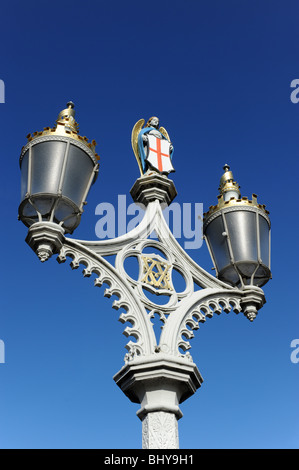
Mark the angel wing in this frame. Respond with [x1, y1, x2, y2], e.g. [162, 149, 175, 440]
[131, 118, 145, 176]
[159, 126, 171, 142]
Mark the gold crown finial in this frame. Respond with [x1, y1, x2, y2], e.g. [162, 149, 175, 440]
[203, 164, 269, 220]
[219, 164, 241, 199]
[56, 101, 78, 133]
[25, 102, 100, 161]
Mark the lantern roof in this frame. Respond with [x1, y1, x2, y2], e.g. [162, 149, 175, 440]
[204, 164, 269, 220]
[24, 102, 100, 161]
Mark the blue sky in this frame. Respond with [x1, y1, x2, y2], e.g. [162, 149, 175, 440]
[0, 0, 298, 449]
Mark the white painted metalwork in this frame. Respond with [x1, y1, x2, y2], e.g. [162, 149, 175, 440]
[19, 105, 270, 449]
[24, 188, 266, 448]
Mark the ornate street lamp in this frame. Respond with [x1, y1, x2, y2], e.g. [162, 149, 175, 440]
[18, 106, 271, 449]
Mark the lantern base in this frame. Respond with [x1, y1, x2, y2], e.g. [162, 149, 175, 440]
[240, 285, 266, 321]
[25, 222, 65, 262]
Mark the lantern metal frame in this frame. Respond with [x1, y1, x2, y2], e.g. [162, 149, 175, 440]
[204, 204, 271, 288]
[19, 135, 99, 233]
[18, 102, 99, 235]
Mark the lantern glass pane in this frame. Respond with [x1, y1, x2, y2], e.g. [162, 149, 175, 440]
[22, 200, 36, 217]
[205, 215, 230, 272]
[31, 196, 54, 216]
[62, 145, 94, 207]
[20, 151, 29, 200]
[63, 215, 80, 232]
[55, 199, 75, 222]
[225, 210, 258, 262]
[31, 141, 66, 194]
[259, 215, 270, 267]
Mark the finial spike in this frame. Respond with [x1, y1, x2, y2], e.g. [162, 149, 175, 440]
[219, 164, 241, 201]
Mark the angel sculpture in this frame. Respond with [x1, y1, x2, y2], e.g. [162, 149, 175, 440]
[131, 116, 175, 176]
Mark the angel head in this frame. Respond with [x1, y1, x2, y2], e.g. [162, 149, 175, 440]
[146, 116, 159, 129]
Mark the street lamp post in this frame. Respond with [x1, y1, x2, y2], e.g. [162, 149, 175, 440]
[18, 104, 271, 449]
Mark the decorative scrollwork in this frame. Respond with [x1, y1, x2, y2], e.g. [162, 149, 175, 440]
[177, 296, 243, 353]
[159, 288, 250, 358]
[56, 240, 156, 361]
[53, 199, 265, 365]
[115, 237, 195, 313]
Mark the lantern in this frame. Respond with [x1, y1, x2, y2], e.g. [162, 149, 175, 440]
[18, 102, 100, 261]
[203, 165, 271, 288]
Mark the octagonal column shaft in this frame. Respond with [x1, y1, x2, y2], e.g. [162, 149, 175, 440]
[114, 353, 203, 449]
[142, 411, 179, 449]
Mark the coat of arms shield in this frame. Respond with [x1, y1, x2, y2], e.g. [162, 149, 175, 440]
[146, 135, 174, 174]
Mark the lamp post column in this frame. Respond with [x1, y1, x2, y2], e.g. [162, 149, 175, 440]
[114, 354, 203, 449]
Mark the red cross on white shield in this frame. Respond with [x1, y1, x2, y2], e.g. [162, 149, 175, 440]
[146, 135, 174, 174]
